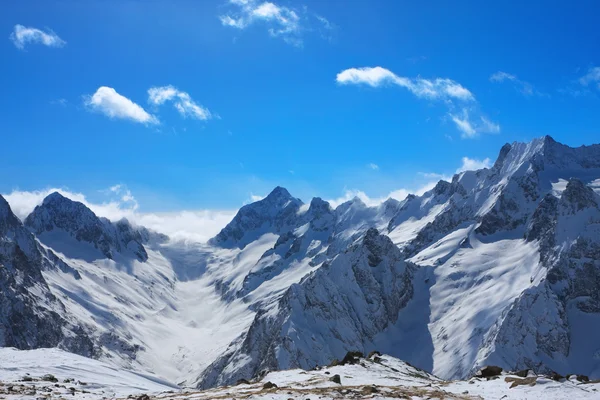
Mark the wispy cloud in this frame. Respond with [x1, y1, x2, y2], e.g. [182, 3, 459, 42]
[148, 85, 212, 120]
[449, 109, 500, 138]
[50, 98, 68, 107]
[219, 0, 333, 46]
[326, 180, 440, 208]
[10, 24, 65, 50]
[84, 86, 159, 125]
[367, 163, 380, 170]
[490, 71, 546, 97]
[579, 66, 600, 90]
[337, 66, 499, 138]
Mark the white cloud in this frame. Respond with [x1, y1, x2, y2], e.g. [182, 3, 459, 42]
[490, 71, 545, 97]
[456, 156, 492, 173]
[579, 67, 600, 89]
[148, 86, 212, 120]
[367, 163, 379, 170]
[449, 109, 500, 138]
[219, 0, 330, 46]
[220, 0, 300, 43]
[336, 67, 475, 101]
[249, 193, 265, 202]
[85, 86, 158, 125]
[10, 24, 65, 50]
[3, 187, 235, 243]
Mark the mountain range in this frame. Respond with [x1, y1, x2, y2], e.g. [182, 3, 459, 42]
[1, 135, 600, 390]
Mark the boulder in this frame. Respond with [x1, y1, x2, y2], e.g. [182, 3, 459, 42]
[262, 381, 278, 389]
[476, 366, 503, 378]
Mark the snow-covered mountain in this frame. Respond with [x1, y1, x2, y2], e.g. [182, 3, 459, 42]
[2, 135, 600, 392]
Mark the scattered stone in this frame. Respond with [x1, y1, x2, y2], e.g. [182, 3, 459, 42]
[550, 372, 564, 381]
[476, 366, 503, 378]
[373, 356, 382, 363]
[577, 375, 590, 382]
[324, 371, 330, 375]
[361, 385, 378, 394]
[136, 395, 150, 400]
[514, 369, 529, 378]
[41, 374, 58, 383]
[330, 374, 341, 384]
[505, 376, 537, 388]
[262, 381, 278, 389]
[21, 375, 34, 382]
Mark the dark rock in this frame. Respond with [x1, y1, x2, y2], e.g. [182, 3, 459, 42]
[550, 371, 564, 381]
[330, 374, 341, 384]
[514, 369, 529, 378]
[476, 366, 503, 378]
[262, 381, 278, 389]
[41, 374, 58, 383]
[136, 395, 151, 400]
[341, 351, 363, 365]
[236, 378, 251, 385]
[577, 375, 590, 382]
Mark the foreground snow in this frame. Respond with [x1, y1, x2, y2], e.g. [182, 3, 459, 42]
[1, 348, 599, 399]
[0, 348, 178, 398]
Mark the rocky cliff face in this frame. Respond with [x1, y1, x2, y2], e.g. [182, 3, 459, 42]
[198, 228, 415, 388]
[0, 195, 93, 354]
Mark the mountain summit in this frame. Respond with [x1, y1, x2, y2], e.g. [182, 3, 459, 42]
[25, 192, 148, 261]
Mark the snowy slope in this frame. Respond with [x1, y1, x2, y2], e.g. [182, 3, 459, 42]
[0, 347, 177, 398]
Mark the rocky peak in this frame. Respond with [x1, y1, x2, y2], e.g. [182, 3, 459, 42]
[0, 195, 22, 234]
[432, 180, 452, 196]
[307, 197, 333, 215]
[25, 192, 148, 262]
[559, 178, 599, 213]
[493, 143, 513, 170]
[304, 197, 335, 232]
[210, 186, 304, 248]
[362, 228, 401, 267]
[264, 186, 293, 203]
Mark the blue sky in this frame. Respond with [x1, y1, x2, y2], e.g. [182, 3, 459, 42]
[2, 0, 600, 223]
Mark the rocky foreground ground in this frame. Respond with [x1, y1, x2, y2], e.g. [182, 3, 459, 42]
[1, 349, 599, 400]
